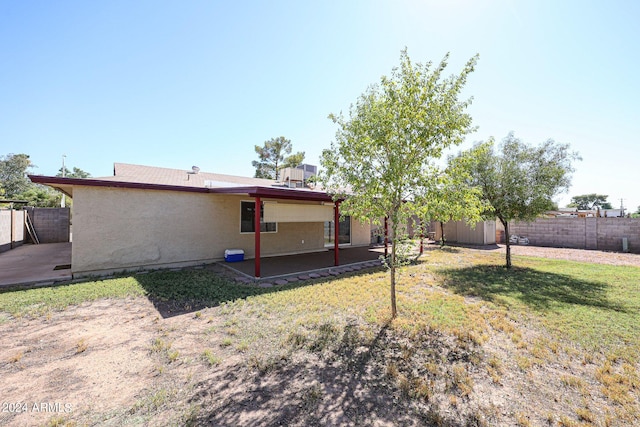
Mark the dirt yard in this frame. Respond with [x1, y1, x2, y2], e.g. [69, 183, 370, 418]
[495, 244, 640, 267]
[0, 299, 165, 426]
[0, 296, 426, 426]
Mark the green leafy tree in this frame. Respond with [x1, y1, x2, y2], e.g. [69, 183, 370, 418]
[17, 185, 62, 207]
[252, 136, 305, 180]
[56, 166, 91, 178]
[464, 132, 580, 268]
[418, 154, 487, 247]
[320, 49, 479, 318]
[0, 153, 34, 197]
[567, 193, 610, 210]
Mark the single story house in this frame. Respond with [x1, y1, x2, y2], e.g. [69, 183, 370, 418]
[30, 163, 372, 278]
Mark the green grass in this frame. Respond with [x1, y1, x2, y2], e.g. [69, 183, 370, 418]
[0, 277, 146, 317]
[0, 269, 269, 318]
[202, 349, 222, 366]
[435, 254, 640, 356]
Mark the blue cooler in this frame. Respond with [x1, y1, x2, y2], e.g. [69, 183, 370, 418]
[224, 249, 245, 262]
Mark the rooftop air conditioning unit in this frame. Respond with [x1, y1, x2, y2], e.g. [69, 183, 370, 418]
[280, 167, 304, 185]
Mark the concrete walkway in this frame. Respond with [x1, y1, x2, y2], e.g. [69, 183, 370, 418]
[0, 243, 72, 288]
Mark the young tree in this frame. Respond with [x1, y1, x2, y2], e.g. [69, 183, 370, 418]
[464, 132, 580, 268]
[0, 153, 34, 197]
[320, 49, 479, 318]
[567, 193, 610, 210]
[252, 136, 305, 180]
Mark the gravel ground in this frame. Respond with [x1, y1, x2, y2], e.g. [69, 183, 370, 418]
[495, 244, 640, 267]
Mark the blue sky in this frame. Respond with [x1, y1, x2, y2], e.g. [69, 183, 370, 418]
[1, 0, 638, 211]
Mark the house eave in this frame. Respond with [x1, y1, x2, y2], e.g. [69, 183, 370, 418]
[28, 175, 341, 203]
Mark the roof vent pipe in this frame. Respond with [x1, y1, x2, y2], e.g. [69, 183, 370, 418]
[192, 166, 200, 174]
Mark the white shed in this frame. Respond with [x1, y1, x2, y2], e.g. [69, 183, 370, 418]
[434, 220, 496, 245]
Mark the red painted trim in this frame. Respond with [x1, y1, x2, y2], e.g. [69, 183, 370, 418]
[255, 196, 261, 278]
[384, 217, 389, 257]
[334, 201, 340, 266]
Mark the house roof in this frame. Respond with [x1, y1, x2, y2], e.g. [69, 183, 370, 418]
[103, 163, 278, 188]
[29, 163, 336, 203]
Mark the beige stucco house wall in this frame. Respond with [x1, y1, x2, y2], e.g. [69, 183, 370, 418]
[71, 186, 365, 276]
[351, 218, 372, 246]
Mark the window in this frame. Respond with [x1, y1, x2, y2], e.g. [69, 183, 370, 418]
[241, 201, 277, 233]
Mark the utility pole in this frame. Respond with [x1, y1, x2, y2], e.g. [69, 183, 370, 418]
[620, 198, 625, 217]
[61, 154, 66, 208]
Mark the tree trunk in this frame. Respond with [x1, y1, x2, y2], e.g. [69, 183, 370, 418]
[503, 219, 512, 269]
[440, 221, 446, 247]
[390, 226, 398, 318]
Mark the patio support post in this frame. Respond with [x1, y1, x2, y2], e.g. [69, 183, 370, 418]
[255, 196, 261, 278]
[334, 201, 340, 266]
[384, 216, 389, 257]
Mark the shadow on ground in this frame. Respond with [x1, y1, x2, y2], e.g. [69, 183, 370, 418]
[188, 322, 398, 426]
[438, 265, 626, 313]
[182, 320, 488, 427]
[134, 266, 384, 319]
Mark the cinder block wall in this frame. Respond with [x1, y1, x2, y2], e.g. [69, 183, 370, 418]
[25, 207, 70, 243]
[596, 218, 640, 252]
[510, 217, 640, 253]
[510, 218, 586, 249]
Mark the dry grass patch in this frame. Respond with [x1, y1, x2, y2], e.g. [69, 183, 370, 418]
[75, 338, 88, 354]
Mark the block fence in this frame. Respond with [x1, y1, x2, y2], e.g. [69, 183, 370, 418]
[24, 207, 71, 244]
[508, 217, 640, 253]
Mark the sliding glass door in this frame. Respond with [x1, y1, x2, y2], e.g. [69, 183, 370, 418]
[324, 216, 351, 246]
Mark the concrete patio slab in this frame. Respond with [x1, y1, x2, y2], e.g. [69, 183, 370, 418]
[0, 243, 72, 288]
[222, 246, 385, 279]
